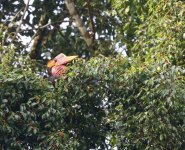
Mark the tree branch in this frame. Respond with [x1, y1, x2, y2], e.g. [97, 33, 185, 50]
[29, 14, 49, 60]
[35, 20, 72, 30]
[12, 0, 30, 41]
[87, 0, 95, 42]
[9, 6, 24, 22]
[64, 0, 94, 47]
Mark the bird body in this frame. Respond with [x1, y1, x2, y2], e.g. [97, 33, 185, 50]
[47, 53, 77, 77]
[51, 64, 66, 76]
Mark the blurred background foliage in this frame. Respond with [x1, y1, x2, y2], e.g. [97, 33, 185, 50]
[0, 0, 185, 149]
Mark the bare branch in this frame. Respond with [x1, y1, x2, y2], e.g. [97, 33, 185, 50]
[29, 14, 49, 60]
[9, 6, 24, 22]
[25, 19, 69, 48]
[65, 0, 94, 47]
[87, 0, 95, 42]
[25, 31, 38, 48]
[35, 20, 72, 30]
[12, 0, 30, 41]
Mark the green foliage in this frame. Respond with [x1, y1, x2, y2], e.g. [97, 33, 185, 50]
[113, 0, 185, 65]
[0, 0, 185, 149]
[106, 60, 185, 149]
[0, 48, 64, 149]
[1, 48, 184, 149]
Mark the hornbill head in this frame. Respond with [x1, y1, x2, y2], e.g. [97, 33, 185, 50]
[47, 53, 78, 77]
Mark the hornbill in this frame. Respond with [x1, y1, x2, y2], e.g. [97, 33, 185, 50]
[47, 53, 78, 78]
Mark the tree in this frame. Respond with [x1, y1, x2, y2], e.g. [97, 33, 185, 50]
[0, 0, 185, 149]
[112, 0, 185, 65]
[1, 0, 118, 59]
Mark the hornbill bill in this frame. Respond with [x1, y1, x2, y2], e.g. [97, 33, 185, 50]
[47, 53, 78, 78]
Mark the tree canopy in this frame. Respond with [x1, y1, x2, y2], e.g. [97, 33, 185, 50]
[0, 0, 185, 149]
